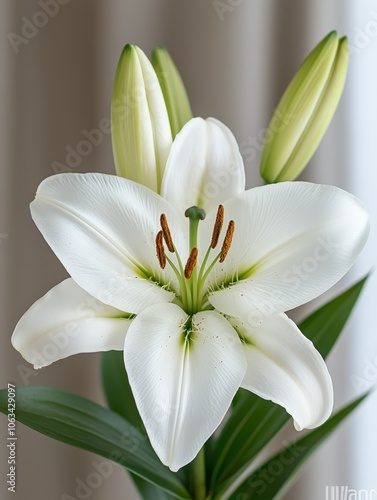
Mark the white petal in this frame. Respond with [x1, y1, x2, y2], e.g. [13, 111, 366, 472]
[161, 117, 245, 213]
[124, 303, 246, 471]
[231, 313, 333, 429]
[31, 173, 187, 313]
[12, 279, 131, 369]
[208, 182, 369, 319]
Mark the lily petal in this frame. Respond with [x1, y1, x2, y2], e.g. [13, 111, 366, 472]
[12, 278, 131, 369]
[231, 313, 333, 429]
[208, 182, 369, 319]
[161, 117, 245, 213]
[124, 303, 246, 471]
[31, 173, 187, 314]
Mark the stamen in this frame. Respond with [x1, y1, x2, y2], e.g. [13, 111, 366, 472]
[211, 204, 224, 248]
[220, 220, 235, 263]
[184, 247, 198, 279]
[160, 214, 174, 252]
[156, 230, 166, 269]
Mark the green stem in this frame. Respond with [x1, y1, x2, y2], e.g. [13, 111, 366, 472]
[191, 448, 206, 500]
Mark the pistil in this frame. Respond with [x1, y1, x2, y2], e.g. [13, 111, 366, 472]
[154, 206, 235, 315]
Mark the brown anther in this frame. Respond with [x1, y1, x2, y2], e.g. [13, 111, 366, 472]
[219, 220, 235, 263]
[184, 248, 198, 279]
[160, 214, 174, 252]
[211, 205, 224, 249]
[156, 231, 166, 269]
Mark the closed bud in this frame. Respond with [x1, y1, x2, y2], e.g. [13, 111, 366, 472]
[260, 31, 348, 183]
[111, 44, 172, 192]
[152, 47, 193, 138]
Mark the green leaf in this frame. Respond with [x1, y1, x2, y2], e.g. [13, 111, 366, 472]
[152, 47, 192, 137]
[101, 351, 143, 430]
[0, 386, 190, 500]
[102, 351, 189, 497]
[132, 475, 177, 499]
[226, 393, 369, 500]
[299, 275, 368, 358]
[209, 392, 289, 492]
[209, 275, 368, 492]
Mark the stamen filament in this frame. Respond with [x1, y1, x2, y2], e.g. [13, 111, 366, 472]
[198, 251, 221, 292]
[197, 245, 212, 285]
[172, 245, 193, 312]
[165, 254, 187, 305]
[154, 206, 236, 315]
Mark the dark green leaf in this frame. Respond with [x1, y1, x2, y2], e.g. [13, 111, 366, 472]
[209, 275, 368, 491]
[0, 386, 190, 500]
[132, 475, 177, 499]
[300, 275, 368, 358]
[101, 351, 143, 430]
[102, 351, 189, 497]
[227, 393, 369, 500]
[209, 392, 289, 491]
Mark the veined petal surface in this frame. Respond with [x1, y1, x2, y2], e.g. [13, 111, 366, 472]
[208, 182, 369, 319]
[161, 117, 245, 214]
[12, 279, 130, 369]
[124, 303, 246, 471]
[232, 313, 333, 429]
[31, 173, 187, 314]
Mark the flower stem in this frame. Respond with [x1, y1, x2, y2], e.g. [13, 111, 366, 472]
[191, 448, 206, 500]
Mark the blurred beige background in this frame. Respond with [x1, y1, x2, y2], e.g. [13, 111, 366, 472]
[1, 1, 376, 499]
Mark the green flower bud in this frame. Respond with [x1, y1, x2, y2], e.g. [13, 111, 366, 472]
[111, 44, 172, 192]
[152, 47, 193, 138]
[260, 31, 348, 183]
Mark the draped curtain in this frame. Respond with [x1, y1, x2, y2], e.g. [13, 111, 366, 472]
[1, 1, 375, 498]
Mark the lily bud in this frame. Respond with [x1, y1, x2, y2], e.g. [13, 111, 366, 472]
[152, 47, 193, 138]
[111, 44, 172, 192]
[260, 31, 348, 183]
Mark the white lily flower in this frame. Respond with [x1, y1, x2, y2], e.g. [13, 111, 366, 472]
[12, 117, 369, 472]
